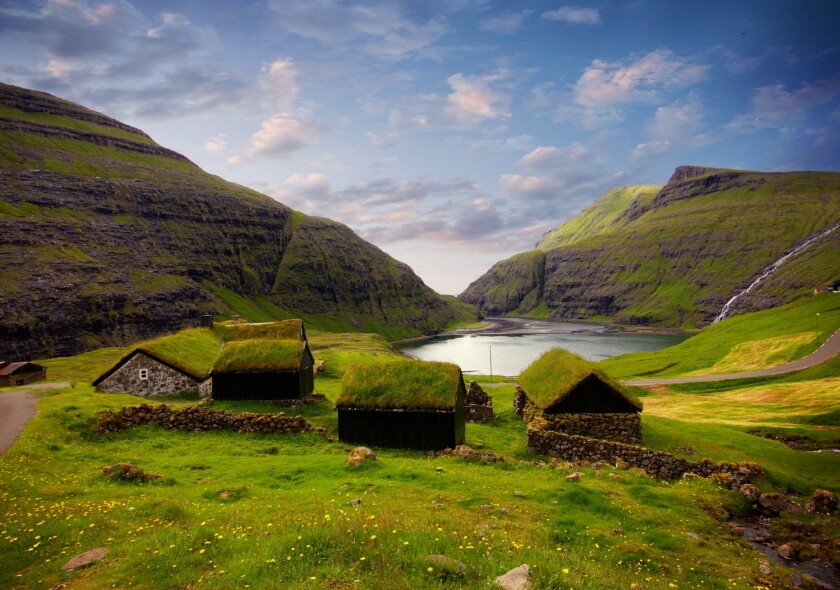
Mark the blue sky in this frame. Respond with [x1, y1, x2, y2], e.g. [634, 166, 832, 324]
[2, 1, 839, 294]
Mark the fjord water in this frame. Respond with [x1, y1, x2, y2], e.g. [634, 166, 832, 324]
[397, 319, 687, 377]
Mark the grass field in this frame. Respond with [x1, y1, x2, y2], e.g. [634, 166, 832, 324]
[1, 321, 838, 589]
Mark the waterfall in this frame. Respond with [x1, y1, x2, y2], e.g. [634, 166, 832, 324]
[712, 222, 840, 324]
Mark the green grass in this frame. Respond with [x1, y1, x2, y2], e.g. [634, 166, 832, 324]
[139, 328, 222, 379]
[215, 319, 303, 342]
[212, 339, 304, 373]
[3, 327, 839, 589]
[0, 104, 154, 144]
[601, 295, 840, 378]
[337, 359, 463, 410]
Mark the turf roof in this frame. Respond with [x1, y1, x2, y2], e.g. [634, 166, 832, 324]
[337, 358, 464, 411]
[212, 339, 305, 373]
[518, 348, 642, 410]
[215, 319, 304, 342]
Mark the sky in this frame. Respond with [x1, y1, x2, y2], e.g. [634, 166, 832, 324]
[2, 1, 839, 295]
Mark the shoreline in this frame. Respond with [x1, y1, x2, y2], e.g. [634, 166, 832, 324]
[394, 316, 687, 346]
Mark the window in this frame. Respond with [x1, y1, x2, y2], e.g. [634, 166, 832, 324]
[139, 369, 148, 380]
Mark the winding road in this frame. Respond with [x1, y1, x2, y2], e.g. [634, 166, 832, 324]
[0, 382, 69, 455]
[626, 328, 840, 386]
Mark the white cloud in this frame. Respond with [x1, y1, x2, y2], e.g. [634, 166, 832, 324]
[479, 11, 531, 35]
[574, 49, 708, 108]
[230, 115, 319, 162]
[500, 174, 562, 199]
[203, 133, 228, 153]
[519, 143, 596, 170]
[541, 6, 601, 25]
[262, 58, 299, 102]
[647, 98, 705, 141]
[631, 140, 671, 160]
[727, 79, 840, 133]
[445, 72, 511, 126]
[266, 0, 447, 60]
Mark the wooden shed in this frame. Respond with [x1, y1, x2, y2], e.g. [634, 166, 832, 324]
[518, 348, 642, 443]
[0, 361, 46, 387]
[211, 338, 315, 400]
[336, 359, 466, 451]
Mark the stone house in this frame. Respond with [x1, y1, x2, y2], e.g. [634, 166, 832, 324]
[465, 381, 494, 423]
[93, 349, 211, 397]
[0, 360, 47, 387]
[336, 359, 466, 451]
[517, 348, 642, 444]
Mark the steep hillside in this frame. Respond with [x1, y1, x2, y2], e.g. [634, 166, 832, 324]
[461, 166, 840, 328]
[0, 82, 474, 359]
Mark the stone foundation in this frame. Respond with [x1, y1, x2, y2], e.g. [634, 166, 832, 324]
[97, 404, 314, 435]
[466, 381, 494, 423]
[543, 412, 641, 444]
[527, 427, 763, 483]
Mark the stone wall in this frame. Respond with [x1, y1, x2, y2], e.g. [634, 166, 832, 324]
[527, 426, 763, 483]
[466, 381, 494, 424]
[97, 404, 315, 435]
[97, 353, 200, 396]
[543, 413, 641, 444]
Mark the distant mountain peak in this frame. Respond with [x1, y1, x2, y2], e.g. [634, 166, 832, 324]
[666, 165, 731, 185]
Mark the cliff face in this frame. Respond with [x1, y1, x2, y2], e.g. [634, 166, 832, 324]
[461, 166, 840, 328]
[0, 83, 473, 359]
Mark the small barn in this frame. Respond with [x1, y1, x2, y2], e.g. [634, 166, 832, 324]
[518, 348, 642, 444]
[336, 359, 466, 451]
[0, 361, 47, 387]
[211, 338, 315, 400]
[93, 328, 218, 397]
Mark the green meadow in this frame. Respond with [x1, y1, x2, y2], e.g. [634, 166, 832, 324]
[1, 308, 838, 589]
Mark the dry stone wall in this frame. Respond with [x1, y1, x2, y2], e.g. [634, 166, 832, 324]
[466, 381, 494, 424]
[97, 404, 314, 435]
[527, 426, 763, 483]
[543, 413, 641, 444]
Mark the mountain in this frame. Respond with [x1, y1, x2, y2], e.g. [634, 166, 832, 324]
[0, 82, 475, 359]
[460, 166, 840, 328]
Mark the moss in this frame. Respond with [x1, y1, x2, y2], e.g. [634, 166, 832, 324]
[337, 359, 463, 410]
[212, 339, 304, 373]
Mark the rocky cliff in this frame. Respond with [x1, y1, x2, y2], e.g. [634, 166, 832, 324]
[461, 166, 840, 328]
[0, 83, 474, 359]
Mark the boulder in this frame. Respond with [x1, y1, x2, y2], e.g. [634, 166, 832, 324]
[427, 554, 466, 576]
[739, 483, 761, 503]
[347, 447, 376, 467]
[495, 564, 530, 590]
[805, 489, 837, 514]
[62, 547, 107, 571]
[759, 493, 803, 515]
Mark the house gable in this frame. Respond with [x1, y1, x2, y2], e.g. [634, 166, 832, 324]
[94, 350, 202, 396]
[544, 373, 642, 414]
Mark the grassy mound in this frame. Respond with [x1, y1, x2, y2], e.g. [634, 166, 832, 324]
[337, 359, 463, 410]
[212, 339, 304, 373]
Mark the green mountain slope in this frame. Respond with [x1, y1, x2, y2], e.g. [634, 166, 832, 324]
[461, 166, 840, 328]
[0, 82, 474, 359]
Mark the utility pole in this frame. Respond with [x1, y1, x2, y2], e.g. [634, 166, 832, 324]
[489, 345, 493, 384]
[816, 312, 821, 340]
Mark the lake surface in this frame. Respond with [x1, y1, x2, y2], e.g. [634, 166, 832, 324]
[396, 318, 687, 377]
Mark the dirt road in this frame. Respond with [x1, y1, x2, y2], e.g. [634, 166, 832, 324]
[626, 328, 840, 386]
[0, 382, 69, 455]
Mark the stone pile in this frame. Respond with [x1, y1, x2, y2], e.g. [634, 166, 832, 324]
[542, 413, 641, 444]
[466, 381, 494, 424]
[527, 427, 763, 483]
[97, 403, 314, 435]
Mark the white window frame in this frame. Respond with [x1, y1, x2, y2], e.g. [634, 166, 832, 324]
[139, 369, 149, 380]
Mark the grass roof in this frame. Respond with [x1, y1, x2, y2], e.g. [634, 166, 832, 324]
[137, 328, 221, 379]
[214, 319, 303, 342]
[337, 359, 464, 411]
[212, 339, 304, 373]
[518, 348, 642, 410]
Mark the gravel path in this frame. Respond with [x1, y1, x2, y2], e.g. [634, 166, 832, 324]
[626, 328, 840, 386]
[0, 382, 70, 455]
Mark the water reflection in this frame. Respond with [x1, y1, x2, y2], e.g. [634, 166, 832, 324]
[397, 329, 686, 377]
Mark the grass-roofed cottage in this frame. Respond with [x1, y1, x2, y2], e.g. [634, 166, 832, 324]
[517, 348, 643, 445]
[336, 359, 466, 451]
[211, 339, 315, 400]
[93, 328, 219, 397]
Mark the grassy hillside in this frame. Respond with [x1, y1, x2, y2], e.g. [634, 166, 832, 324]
[536, 185, 661, 251]
[2, 325, 837, 589]
[461, 167, 840, 328]
[0, 82, 475, 359]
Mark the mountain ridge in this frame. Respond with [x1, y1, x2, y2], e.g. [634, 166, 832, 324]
[461, 166, 840, 328]
[0, 82, 474, 359]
